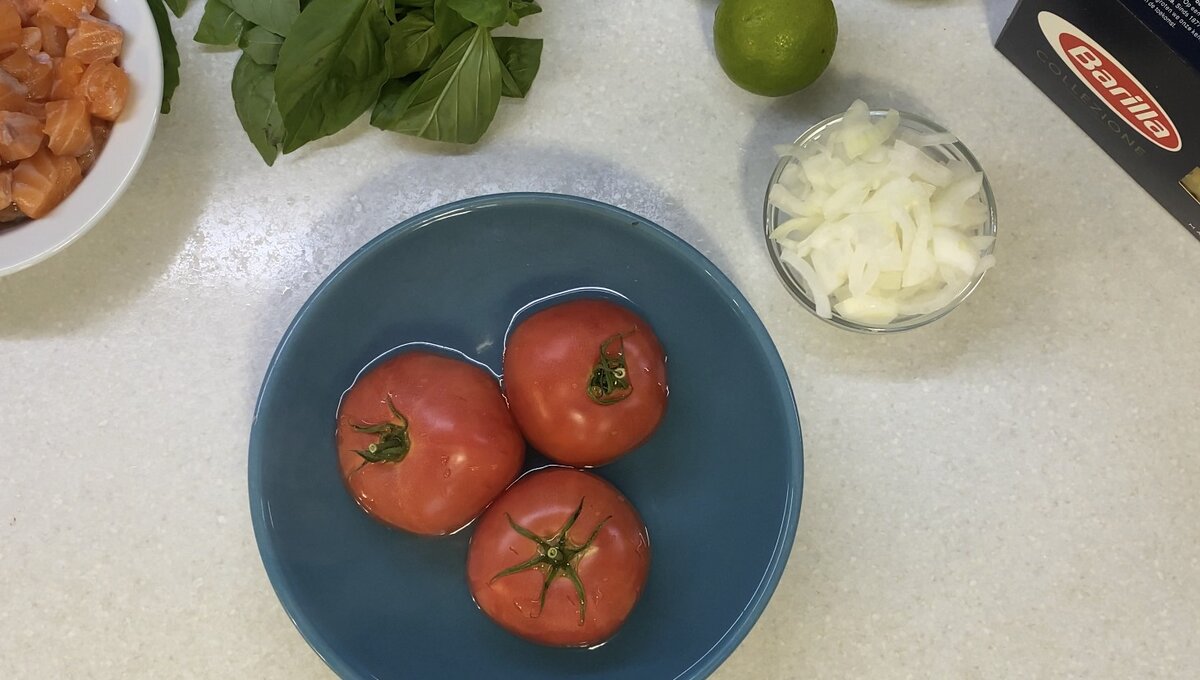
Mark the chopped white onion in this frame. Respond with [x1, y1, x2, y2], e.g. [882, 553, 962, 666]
[768, 100, 995, 324]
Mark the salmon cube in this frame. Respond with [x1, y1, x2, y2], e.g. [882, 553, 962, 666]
[0, 68, 26, 109]
[13, 145, 79, 217]
[43, 98, 89, 156]
[1, 48, 52, 99]
[76, 116, 105, 172]
[77, 60, 126, 121]
[0, 168, 11, 206]
[0, 110, 44, 161]
[0, 0, 21, 55]
[20, 26, 39, 52]
[64, 14, 120, 64]
[2, 47, 32, 79]
[36, 0, 92, 29]
[14, 0, 43, 23]
[21, 98, 42, 119]
[33, 14, 65, 57]
[49, 54, 80, 99]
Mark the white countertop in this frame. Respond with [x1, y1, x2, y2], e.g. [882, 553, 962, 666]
[3, 0, 1199, 677]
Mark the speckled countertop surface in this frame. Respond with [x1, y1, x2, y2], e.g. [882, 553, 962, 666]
[2, 0, 1199, 677]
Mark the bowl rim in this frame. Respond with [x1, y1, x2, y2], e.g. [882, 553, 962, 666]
[0, 0, 163, 278]
[762, 109, 998, 333]
[248, 192, 805, 680]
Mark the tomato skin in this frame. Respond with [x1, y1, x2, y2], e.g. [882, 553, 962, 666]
[466, 467, 651, 647]
[503, 299, 668, 467]
[336, 350, 525, 536]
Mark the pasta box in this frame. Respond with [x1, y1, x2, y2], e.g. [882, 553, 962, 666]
[995, 0, 1200, 242]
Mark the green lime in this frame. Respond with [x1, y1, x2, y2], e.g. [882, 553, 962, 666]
[713, 0, 838, 97]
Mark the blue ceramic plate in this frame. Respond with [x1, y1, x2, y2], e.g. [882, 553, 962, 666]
[249, 194, 803, 679]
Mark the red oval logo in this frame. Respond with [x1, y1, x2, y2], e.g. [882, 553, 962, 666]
[1038, 12, 1182, 152]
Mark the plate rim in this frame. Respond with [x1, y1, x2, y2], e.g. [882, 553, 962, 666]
[248, 192, 804, 680]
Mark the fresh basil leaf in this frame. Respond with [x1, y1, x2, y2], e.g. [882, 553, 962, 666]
[149, 0, 182, 113]
[240, 25, 283, 64]
[493, 36, 539, 98]
[274, 0, 390, 153]
[232, 52, 285, 165]
[227, 0, 300, 37]
[505, 0, 540, 25]
[433, 0, 470, 47]
[444, 0, 506, 28]
[369, 77, 419, 129]
[163, 0, 190, 18]
[397, 0, 434, 7]
[386, 11, 440, 77]
[194, 0, 246, 46]
[373, 25, 501, 144]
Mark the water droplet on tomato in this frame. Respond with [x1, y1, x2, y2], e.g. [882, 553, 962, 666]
[442, 469, 451, 478]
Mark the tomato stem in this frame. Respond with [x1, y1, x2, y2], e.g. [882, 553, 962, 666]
[350, 396, 411, 463]
[586, 333, 633, 405]
[490, 498, 611, 625]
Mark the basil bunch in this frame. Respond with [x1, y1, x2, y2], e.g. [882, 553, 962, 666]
[194, 0, 543, 165]
[149, 0, 184, 114]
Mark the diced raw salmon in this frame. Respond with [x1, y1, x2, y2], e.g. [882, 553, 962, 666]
[21, 98, 42, 119]
[1, 47, 51, 98]
[12, 145, 79, 217]
[0, 68, 26, 109]
[77, 59, 125, 120]
[20, 25, 38, 52]
[0, 110, 44, 161]
[25, 49, 50, 98]
[0, 168, 11, 206]
[13, 0, 43, 23]
[0, 0, 22, 55]
[2, 46, 31, 78]
[33, 14, 64, 56]
[64, 13, 120, 64]
[43, 97, 88, 155]
[36, 0, 92, 29]
[76, 116, 105, 172]
[49, 53, 79, 98]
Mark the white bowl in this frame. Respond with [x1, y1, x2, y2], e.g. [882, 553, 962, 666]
[0, 0, 163, 278]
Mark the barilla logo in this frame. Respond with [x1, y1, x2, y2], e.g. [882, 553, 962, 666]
[1038, 12, 1181, 152]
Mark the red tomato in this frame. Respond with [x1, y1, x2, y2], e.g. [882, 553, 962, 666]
[503, 299, 668, 466]
[336, 350, 525, 535]
[466, 467, 650, 647]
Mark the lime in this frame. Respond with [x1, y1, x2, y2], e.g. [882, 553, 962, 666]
[713, 0, 838, 97]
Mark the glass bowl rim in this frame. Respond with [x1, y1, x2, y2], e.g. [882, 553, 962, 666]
[762, 109, 998, 334]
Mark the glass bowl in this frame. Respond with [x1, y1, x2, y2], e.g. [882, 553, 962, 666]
[762, 110, 998, 333]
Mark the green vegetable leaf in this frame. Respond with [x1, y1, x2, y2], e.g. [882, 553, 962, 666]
[228, 51, 282, 165]
[232, 52, 285, 165]
[274, 0, 390, 153]
[397, 0, 434, 7]
[386, 10, 440, 77]
[493, 36, 540, 98]
[444, 0, 506, 28]
[194, 0, 246, 46]
[227, 0, 300, 37]
[163, 0, 190, 18]
[433, 0, 470, 47]
[371, 25, 502, 144]
[369, 77, 418, 129]
[240, 25, 283, 65]
[506, 0, 540, 25]
[149, 0, 182, 113]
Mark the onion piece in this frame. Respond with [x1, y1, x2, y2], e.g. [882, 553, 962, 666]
[768, 100, 994, 325]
